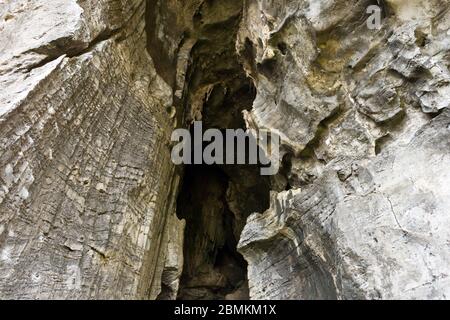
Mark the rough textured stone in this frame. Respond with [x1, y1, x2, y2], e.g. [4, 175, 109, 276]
[237, 0, 450, 300]
[1, 0, 449, 300]
[0, 0, 183, 300]
[240, 110, 450, 300]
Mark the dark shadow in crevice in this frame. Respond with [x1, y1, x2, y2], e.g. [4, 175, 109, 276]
[176, 165, 251, 300]
[146, 0, 272, 300]
[175, 91, 271, 299]
[175, 113, 272, 299]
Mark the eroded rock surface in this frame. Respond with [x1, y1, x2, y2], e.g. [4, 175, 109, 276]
[237, 0, 450, 300]
[0, 0, 449, 300]
[0, 0, 182, 299]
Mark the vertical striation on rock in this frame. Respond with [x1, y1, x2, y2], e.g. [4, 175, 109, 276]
[0, 0, 449, 300]
[0, 0, 183, 299]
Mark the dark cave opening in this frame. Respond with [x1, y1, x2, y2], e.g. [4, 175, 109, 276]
[175, 95, 272, 300]
[146, 0, 272, 300]
[176, 165, 248, 300]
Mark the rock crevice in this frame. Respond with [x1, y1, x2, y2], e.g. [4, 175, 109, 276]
[0, 0, 449, 300]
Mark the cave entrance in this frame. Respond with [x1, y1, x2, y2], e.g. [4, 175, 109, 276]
[146, 0, 271, 300]
[175, 83, 271, 300]
[176, 158, 271, 300]
[176, 165, 246, 300]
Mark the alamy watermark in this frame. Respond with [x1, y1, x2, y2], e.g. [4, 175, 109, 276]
[170, 4, 383, 176]
[171, 121, 280, 176]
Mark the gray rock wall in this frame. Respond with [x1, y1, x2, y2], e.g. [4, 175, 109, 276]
[0, 0, 183, 299]
[237, 0, 450, 300]
[0, 0, 449, 300]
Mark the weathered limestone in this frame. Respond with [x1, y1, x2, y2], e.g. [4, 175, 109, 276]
[240, 110, 450, 299]
[0, 0, 183, 299]
[237, 0, 450, 300]
[1, 0, 449, 300]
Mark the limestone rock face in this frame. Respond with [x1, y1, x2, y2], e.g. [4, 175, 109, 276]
[0, 0, 182, 299]
[240, 111, 450, 299]
[237, 0, 450, 300]
[0, 0, 449, 300]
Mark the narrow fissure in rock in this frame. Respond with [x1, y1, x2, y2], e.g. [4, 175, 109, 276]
[175, 84, 271, 300]
[145, 0, 272, 300]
